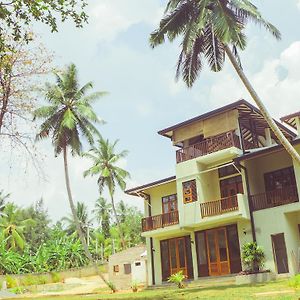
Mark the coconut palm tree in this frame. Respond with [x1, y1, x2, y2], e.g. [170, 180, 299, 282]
[83, 136, 130, 249]
[150, 0, 300, 164]
[0, 203, 34, 251]
[93, 197, 111, 239]
[33, 63, 109, 286]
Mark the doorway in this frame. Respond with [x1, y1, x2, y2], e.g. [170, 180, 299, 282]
[206, 227, 230, 276]
[271, 233, 289, 274]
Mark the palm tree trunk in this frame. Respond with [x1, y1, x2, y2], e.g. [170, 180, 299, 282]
[224, 45, 300, 165]
[63, 147, 110, 288]
[110, 194, 126, 250]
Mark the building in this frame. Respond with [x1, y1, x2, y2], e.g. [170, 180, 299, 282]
[125, 99, 300, 286]
[108, 245, 147, 289]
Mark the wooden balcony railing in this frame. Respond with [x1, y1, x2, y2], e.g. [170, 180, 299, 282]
[200, 195, 239, 218]
[141, 210, 179, 232]
[249, 186, 299, 211]
[176, 131, 241, 163]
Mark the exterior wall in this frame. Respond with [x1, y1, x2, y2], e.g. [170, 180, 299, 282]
[108, 245, 147, 289]
[144, 181, 177, 217]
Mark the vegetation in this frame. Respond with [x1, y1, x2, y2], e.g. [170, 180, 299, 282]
[289, 274, 300, 289]
[168, 271, 186, 289]
[150, 0, 300, 165]
[241, 242, 265, 272]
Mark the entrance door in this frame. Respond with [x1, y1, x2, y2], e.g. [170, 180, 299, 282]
[271, 233, 289, 274]
[220, 176, 243, 198]
[206, 228, 230, 276]
[169, 237, 187, 276]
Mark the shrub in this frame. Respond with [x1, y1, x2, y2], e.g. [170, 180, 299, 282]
[241, 242, 265, 272]
[131, 281, 138, 293]
[50, 272, 62, 283]
[5, 275, 18, 288]
[168, 271, 186, 288]
[107, 281, 117, 293]
[289, 274, 300, 288]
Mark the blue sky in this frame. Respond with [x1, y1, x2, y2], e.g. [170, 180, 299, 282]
[2, 0, 300, 221]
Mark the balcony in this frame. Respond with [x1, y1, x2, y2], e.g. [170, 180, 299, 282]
[176, 131, 241, 163]
[200, 195, 239, 218]
[141, 211, 179, 232]
[249, 186, 299, 211]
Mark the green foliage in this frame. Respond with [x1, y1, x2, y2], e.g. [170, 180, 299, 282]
[167, 271, 186, 289]
[289, 274, 300, 288]
[5, 275, 18, 288]
[107, 281, 117, 293]
[50, 272, 62, 283]
[241, 242, 265, 272]
[131, 281, 138, 293]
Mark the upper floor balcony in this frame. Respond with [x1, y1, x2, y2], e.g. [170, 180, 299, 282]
[141, 211, 179, 232]
[249, 186, 299, 211]
[176, 131, 241, 164]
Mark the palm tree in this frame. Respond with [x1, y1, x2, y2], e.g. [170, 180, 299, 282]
[93, 197, 111, 239]
[0, 203, 34, 251]
[83, 136, 130, 249]
[33, 63, 109, 286]
[62, 202, 93, 240]
[150, 0, 300, 164]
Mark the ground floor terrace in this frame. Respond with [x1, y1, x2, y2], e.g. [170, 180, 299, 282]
[146, 213, 300, 286]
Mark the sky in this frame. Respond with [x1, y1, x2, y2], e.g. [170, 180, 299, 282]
[1, 0, 300, 222]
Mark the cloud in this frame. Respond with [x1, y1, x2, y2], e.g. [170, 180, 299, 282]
[89, 0, 163, 42]
[297, 0, 300, 10]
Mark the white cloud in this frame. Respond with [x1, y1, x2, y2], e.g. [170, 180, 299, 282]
[297, 0, 300, 10]
[89, 0, 163, 41]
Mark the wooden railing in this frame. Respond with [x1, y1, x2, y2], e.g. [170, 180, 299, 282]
[249, 186, 299, 211]
[141, 211, 179, 232]
[176, 131, 241, 163]
[200, 195, 239, 218]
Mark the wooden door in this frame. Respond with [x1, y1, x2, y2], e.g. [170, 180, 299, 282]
[272, 233, 289, 274]
[169, 237, 188, 276]
[206, 228, 230, 276]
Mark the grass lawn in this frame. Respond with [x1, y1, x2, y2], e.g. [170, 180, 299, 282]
[15, 279, 300, 300]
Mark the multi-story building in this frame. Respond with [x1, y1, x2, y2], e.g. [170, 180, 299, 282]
[125, 99, 300, 286]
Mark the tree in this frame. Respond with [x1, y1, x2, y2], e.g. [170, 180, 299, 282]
[93, 197, 112, 239]
[150, 0, 300, 165]
[33, 63, 109, 286]
[83, 136, 130, 249]
[0, 190, 9, 217]
[0, 0, 88, 51]
[0, 203, 34, 251]
[0, 36, 51, 172]
[62, 201, 93, 241]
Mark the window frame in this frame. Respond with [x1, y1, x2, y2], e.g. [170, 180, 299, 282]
[182, 179, 197, 204]
[162, 194, 178, 214]
[123, 263, 131, 274]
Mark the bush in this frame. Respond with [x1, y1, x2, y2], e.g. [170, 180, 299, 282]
[131, 281, 138, 293]
[241, 242, 265, 272]
[50, 272, 62, 283]
[168, 271, 186, 288]
[5, 275, 18, 288]
[107, 281, 117, 293]
[289, 274, 300, 288]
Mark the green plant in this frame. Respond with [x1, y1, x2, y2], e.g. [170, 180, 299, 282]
[107, 281, 117, 293]
[50, 272, 62, 283]
[5, 275, 18, 288]
[167, 271, 186, 289]
[131, 281, 138, 293]
[289, 274, 300, 288]
[241, 242, 265, 272]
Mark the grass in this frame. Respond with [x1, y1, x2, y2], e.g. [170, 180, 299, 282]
[15, 279, 300, 300]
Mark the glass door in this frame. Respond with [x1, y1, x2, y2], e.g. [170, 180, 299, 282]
[168, 237, 187, 276]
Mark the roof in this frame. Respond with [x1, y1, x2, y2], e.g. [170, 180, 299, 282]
[158, 99, 296, 140]
[125, 176, 176, 197]
[280, 111, 300, 130]
[235, 138, 300, 162]
[109, 245, 147, 262]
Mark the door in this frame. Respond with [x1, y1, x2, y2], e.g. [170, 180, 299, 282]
[271, 233, 289, 274]
[206, 228, 230, 276]
[220, 176, 243, 198]
[169, 237, 188, 276]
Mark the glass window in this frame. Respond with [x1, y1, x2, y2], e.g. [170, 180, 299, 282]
[124, 264, 131, 274]
[218, 165, 239, 178]
[162, 194, 177, 214]
[113, 265, 119, 273]
[264, 167, 296, 191]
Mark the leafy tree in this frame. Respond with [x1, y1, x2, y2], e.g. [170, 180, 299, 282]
[0, 0, 88, 51]
[83, 136, 130, 249]
[150, 0, 300, 165]
[33, 63, 108, 285]
[93, 197, 111, 239]
[0, 203, 35, 251]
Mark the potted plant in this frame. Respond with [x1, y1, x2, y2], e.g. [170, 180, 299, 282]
[167, 271, 186, 289]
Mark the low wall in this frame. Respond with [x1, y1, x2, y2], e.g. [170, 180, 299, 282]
[0, 264, 108, 286]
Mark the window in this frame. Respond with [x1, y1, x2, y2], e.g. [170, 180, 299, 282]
[124, 263, 131, 274]
[218, 165, 239, 178]
[183, 180, 197, 204]
[162, 194, 177, 214]
[264, 167, 296, 191]
[113, 265, 119, 273]
[135, 261, 141, 267]
[220, 176, 244, 198]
